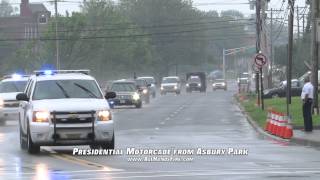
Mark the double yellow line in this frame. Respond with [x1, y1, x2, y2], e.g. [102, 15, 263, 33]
[43, 147, 118, 171]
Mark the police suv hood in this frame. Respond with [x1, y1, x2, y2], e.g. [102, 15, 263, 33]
[161, 83, 178, 86]
[32, 98, 110, 112]
[0, 92, 21, 101]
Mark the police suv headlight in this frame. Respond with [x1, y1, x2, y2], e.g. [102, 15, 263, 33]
[33, 111, 50, 123]
[160, 86, 164, 90]
[197, 83, 201, 87]
[186, 84, 189, 87]
[222, 83, 225, 86]
[212, 84, 216, 87]
[142, 89, 148, 94]
[174, 85, 178, 90]
[97, 110, 112, 121]
[132, 92, 140, 100]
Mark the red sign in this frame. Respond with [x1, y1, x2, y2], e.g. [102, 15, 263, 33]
[254, 53, 267, 67]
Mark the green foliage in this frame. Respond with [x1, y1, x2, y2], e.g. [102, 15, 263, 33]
[0, 0, 250, 81]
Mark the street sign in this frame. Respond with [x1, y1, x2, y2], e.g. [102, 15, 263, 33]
[254, 53, 267, 67]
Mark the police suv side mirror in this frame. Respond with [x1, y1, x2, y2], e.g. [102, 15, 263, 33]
[16, 93, 29, 101]
[105, 92, 116, 99]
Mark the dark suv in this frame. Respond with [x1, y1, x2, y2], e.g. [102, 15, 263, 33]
[109, 80, 142, 108]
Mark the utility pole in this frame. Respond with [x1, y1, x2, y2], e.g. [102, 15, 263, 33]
[311, 0, 319, 114]
[256, 0, 261, 106]
[55, 0, 60, 70]
[287, 0, 295, 116]
[297, 6, 300, 40]
[269, 8, 273, 88]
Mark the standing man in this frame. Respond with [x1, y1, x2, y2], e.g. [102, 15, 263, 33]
[301, 76, 314, 132]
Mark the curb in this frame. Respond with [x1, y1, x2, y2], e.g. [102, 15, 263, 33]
[234, 97, 320, 147]
[234, 98, 288, 142]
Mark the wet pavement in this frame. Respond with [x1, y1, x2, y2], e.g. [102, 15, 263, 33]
[1, 82, 320, 179]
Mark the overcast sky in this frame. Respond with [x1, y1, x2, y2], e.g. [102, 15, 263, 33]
[9, 0, 307, 16]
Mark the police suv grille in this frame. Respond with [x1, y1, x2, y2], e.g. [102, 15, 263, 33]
[52, 111, 95, 124]
[4, 100, 19, 108]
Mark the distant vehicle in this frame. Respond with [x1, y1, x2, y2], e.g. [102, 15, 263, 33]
[263, 79, 302, 99]
[16, 70, 116, 154]
[186, 72, 206, 92]
[160, 76, 181, 95]
[135, 79, 151, 104]
[137, 77, 157, 98]
[237, 72, 250, 83]
[212, 79, 227, 91]
[186, 76, 202, 92]
[0, 74, 29, 125]
[109, 80, 142, 108]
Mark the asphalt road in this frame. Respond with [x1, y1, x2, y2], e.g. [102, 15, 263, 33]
[1, 81, 320, 179]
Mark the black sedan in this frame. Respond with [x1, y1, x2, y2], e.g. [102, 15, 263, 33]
[263, 79, 302, 99]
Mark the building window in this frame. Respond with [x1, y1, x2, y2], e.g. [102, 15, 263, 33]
[39, 14, 47, 24]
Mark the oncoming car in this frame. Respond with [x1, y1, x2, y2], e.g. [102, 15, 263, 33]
[16, 70, 116, 154]
[160, 76, 181, 95]
[212, 79, 227, 91]
[0, 74, 29, 125]
[135, 79, 151, 104]
[109, 80, 142, 108]
[137, 77, 156, 98]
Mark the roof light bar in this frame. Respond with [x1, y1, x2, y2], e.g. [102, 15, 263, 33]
[34, 70, 90, 76]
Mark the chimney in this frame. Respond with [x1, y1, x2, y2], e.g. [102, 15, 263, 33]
[20, 0, 31, 17]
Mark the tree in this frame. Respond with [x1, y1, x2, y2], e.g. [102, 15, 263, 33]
[0, 0, 13, 17]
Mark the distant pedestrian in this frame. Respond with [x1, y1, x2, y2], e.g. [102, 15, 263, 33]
[301, 77, 314, 132]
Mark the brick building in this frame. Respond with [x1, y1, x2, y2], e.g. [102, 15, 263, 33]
[0, 0, 51, 60]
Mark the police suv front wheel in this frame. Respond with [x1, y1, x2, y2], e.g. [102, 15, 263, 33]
[27, 123, 40, 154]
[101, 134, 115, 149]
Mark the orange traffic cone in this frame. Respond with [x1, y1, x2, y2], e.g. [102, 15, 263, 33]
[271, 112, 279, 135]
[283, 116, 293, 139]
[276, 113, 285, 137]
[280, 115, 288, 138]
[265, 110, 271, 131]
[268, 111, 275, 133]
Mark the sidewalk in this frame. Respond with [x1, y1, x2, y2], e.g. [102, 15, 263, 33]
[292, 130, 320, 147]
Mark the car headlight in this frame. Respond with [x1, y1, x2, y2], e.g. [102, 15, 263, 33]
[132, 92, 140, 100]
[212, 84, 216, 87]
[198, 83, 201, 87]
[186, 84, 189, 87]
[97, 110, 112, 121]
[222, 83, 225, 86]
[160, 86, 164, 90]
[33, 111, 50, 123]
[142, 89, 148, 94]
[174, 86, 178, 90]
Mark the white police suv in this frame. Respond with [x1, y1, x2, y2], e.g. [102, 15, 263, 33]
[0, 74, 29, 125]
[16, 70, 116, 154]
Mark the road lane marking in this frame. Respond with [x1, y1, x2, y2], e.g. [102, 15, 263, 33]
[42, 147, 123, 171]
[165, 117, 170, 121]
[160, 122, 165, 125]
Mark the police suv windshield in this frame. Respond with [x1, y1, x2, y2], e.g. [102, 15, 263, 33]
[111, 83, 136, 92]
[162, 78, 178, 83]
[0, 81, 28, 93]
[33, 80, 103, 100]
